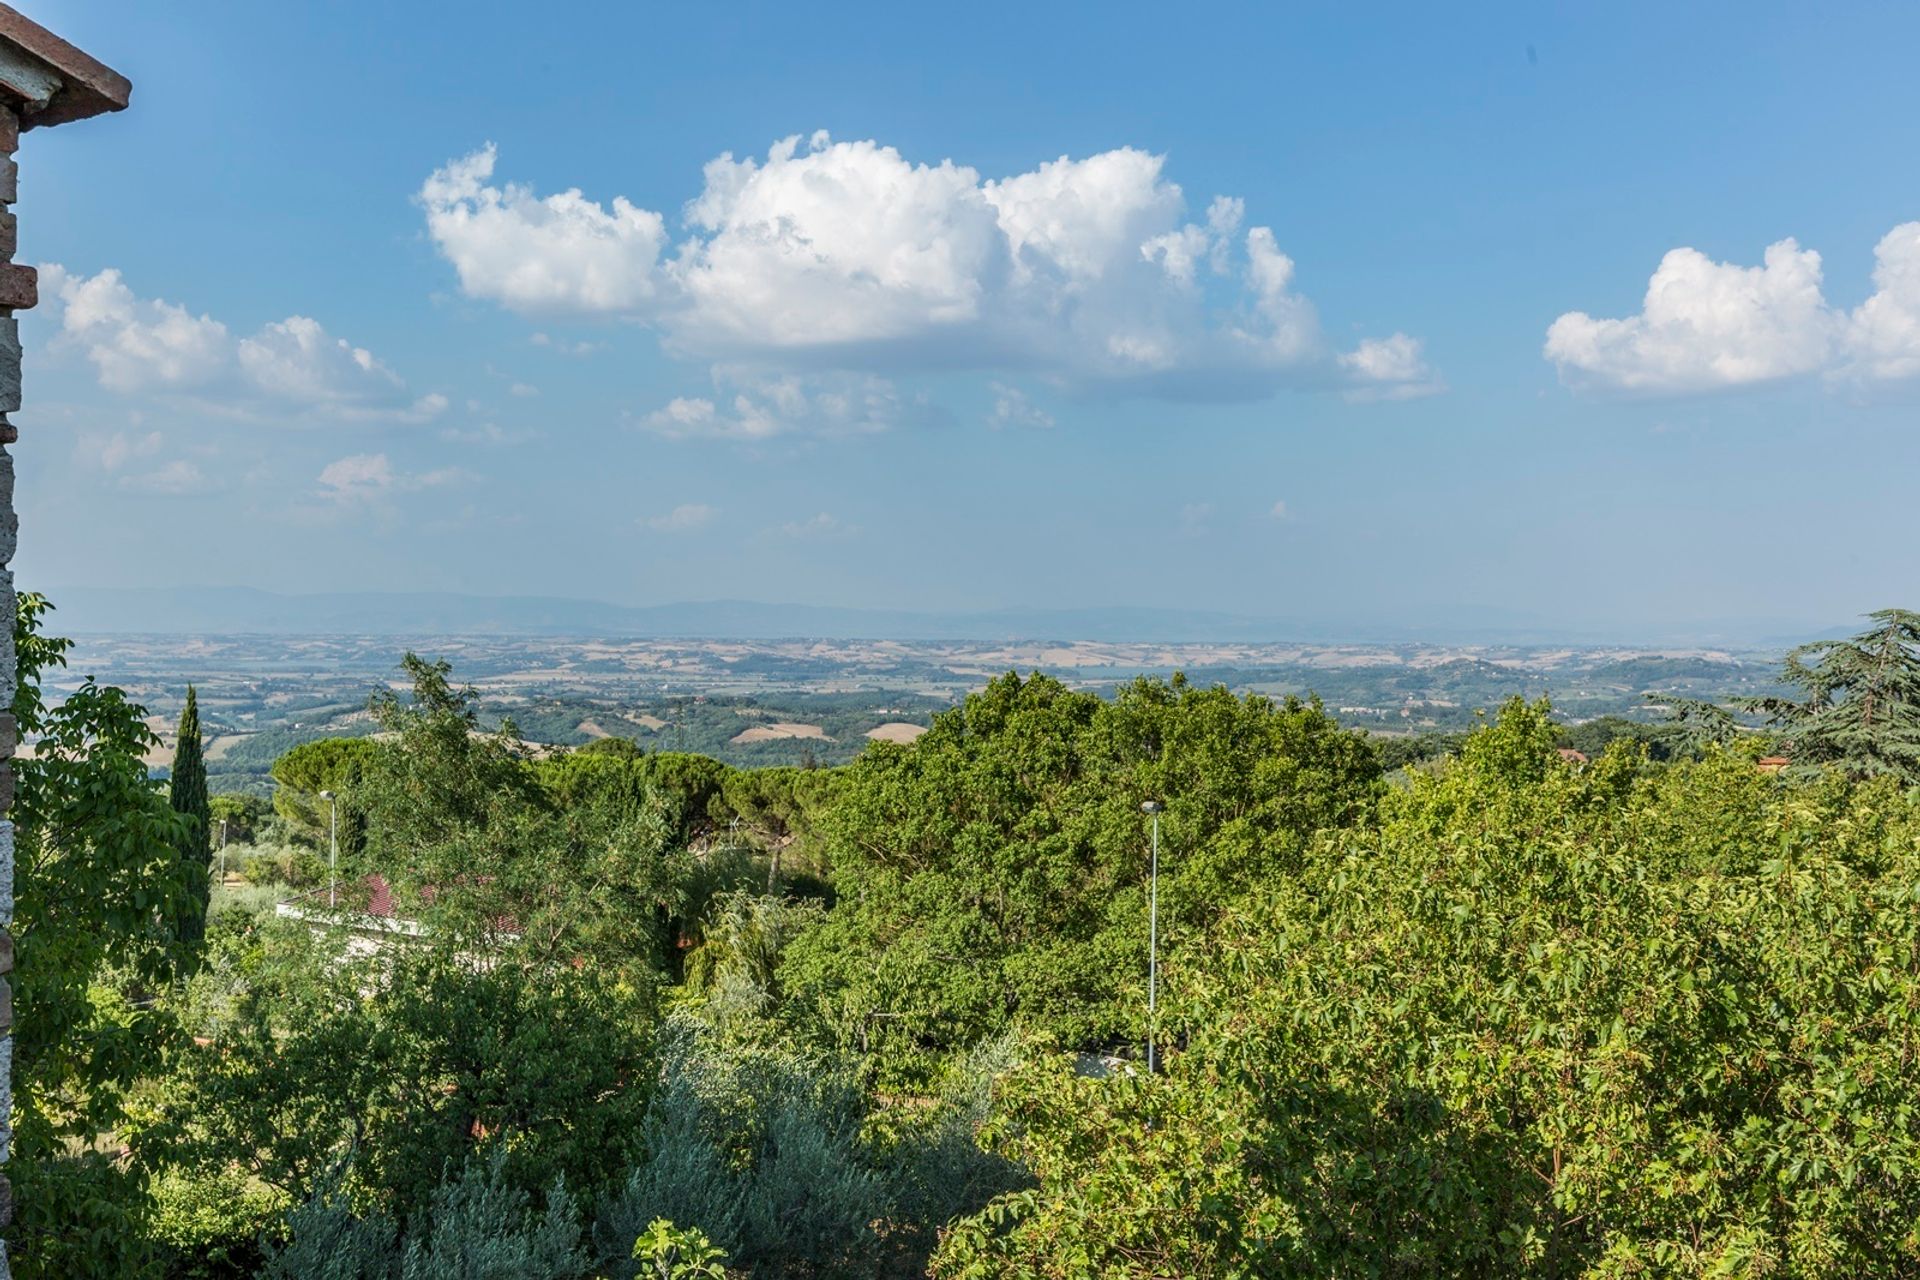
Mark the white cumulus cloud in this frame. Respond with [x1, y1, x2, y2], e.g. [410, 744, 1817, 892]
[419, 135, 1429, 405]
[237, 316, 408, 412]
[417, 145, 668, 313]
[39, 264, 444, 421]
[1843, 222, 1920, 382]
[42, 266, 229, 393]
[1545, 223, 1920, 393]
[1338, 333, 1443, 400]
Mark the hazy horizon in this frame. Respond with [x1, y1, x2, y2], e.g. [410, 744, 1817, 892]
[37, 582, 1856, 648]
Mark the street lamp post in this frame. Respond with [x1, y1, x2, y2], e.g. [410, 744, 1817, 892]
[320, 789, 338, 909]
[1142, 800, 1164, 1073]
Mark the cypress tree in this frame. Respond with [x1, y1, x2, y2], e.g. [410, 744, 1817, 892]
[168, 684, 212, 953]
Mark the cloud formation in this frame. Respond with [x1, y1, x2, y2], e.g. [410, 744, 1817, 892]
[40, 265, 445, 421]
[987, 382, 1055, 429]
[76, 428, 215, 495]
[644, 502, 717, 532]
[635, 370, 932, 441]
[419, 136, 1432, 404]
[1339, 333, 1443, 400]
[1545, 223, 1920, 393]
[1845, 222, 1920, 382]
[420, 148, 668, 313]
[317, 453, 474, 503]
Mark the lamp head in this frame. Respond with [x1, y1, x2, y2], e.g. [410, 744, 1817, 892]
[319, 790, 336, 801]
[1141, 800, 1164, 815]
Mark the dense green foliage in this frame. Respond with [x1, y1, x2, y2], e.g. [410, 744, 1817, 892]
[1749, 607, 1920, 782]
[269, 735, 377, 855]
[261, 1154, 588, 1280]
[168, 685, 212, 956]
[779, 672, 1381, 1086]
[9, 596, 192, 1278]
[152, 938, 655, 1227]
[209, 793, 267, 845]
[353, 655, 693, 979]
[27, 606, 1920, 1278]
[937, 701, 1920, 1277]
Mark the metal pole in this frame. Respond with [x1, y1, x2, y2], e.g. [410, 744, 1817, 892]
[327, 794, 338, 909]
[1148, 810, 1159, 1074]
[1141, 799, 1164, 1074]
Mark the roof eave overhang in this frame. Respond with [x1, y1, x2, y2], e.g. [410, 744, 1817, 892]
[0, 3, 128, 131]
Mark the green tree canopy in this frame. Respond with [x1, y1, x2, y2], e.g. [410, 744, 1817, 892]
[778, 671, 1382, 1087]
[9, 594, 191, 1277]
[153, 939, 653, 1227]
[208, 792, 266, 845]
[1747, 607, 1920, 782]
[269, 735, 379, 853]
[939, 700, 1920, 1277]
[354, 654, 692, 980]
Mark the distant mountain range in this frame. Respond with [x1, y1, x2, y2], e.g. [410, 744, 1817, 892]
[39, 585, 1828, 647]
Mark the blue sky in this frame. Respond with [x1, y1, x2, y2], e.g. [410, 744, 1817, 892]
[15, 1, 1920, 636]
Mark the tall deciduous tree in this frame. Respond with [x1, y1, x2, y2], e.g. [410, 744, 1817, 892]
[167, 685, 211, 953]
[10, 594, 189, 1277]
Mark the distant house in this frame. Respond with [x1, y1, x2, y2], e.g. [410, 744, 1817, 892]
[276, 873, 521, 957]
[1556, 748, 1589, 766]
[276, 874, 428, 958]
[1756, 755, 1790, 774]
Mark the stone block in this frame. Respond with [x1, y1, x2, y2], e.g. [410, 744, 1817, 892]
[0, 105, 15, 154]
[0, 317, 17, 412]
[0, 715, 14, 759]
[0, 1035, 11, 1158]
[0, 211, 15, 261]
[0, 823, 12, 925]
[0, 932, 10, 975]
[0, 980, 12, 1032]
[0, 155, 14, 205]
[0, 769, 11, 815]
[0, 264, 29, 310]
[0, 448, 11, 566]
